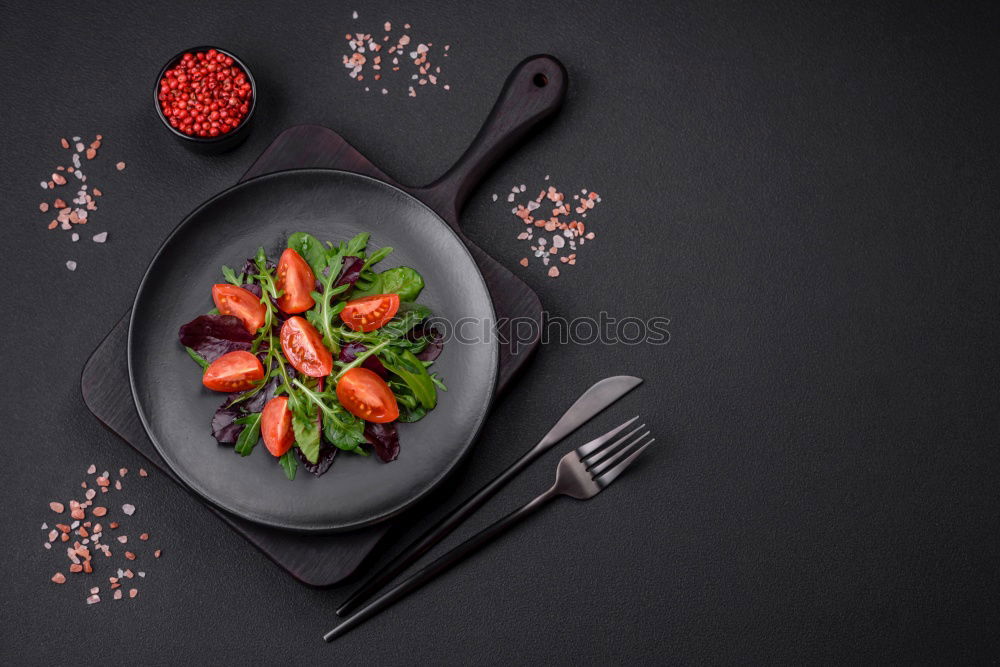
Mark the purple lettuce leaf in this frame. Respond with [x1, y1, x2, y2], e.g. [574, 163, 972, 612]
[240, 256, 274, 276]
[338, 342, 389, 379]
[336, 256, 364, 287]
[211, 405, 244, 444]
[241, 282, 262, 298]
[178, 314, 253, 363]
[409, 322, 445, 362]
[295, 440, 338, 476]
[364, 421, 400, 463]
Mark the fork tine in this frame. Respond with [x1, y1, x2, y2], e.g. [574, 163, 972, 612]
[580, 424, 645, 464]
[575, 416, 639, 459]
[586, 428, 649, 472]
[594, 439, 653, 487]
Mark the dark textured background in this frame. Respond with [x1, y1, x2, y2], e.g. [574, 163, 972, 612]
[2, 1, 999, 663]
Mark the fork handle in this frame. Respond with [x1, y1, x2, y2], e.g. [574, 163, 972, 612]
[324, 486, 558, 641]
[337, 444, 549, 616]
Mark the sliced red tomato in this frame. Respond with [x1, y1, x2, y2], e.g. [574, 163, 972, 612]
[340, 294, 400, 332]
[276, 248, 315, 314]
[336, 367, 399, 423]
[280, 316, 333, 377]
[212, 284, 266, 333]
[202, 350, 264, 392]
[261, 396, 294, 457]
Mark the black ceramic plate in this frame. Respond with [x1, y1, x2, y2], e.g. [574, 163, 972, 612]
[128, 169, 497, 532]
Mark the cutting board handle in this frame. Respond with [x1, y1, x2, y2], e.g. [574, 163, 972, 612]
[412, 54, 567, 224]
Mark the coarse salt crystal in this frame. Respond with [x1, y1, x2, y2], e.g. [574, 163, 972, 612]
[492, 194, 498, 202]
[87, 594, 100, 605]
[66, 260, 77, 271]
[122, 504, 135, 516]
[72, 233, 79, 242]
[87, 464, 96, 474]
[352, 10, 358, 19]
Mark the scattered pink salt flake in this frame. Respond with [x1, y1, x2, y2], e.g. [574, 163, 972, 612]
[87, 464, 96, 474]
[66, 260, 77, 271]
[117, 535, 127, 543]
[51, 573, 66, 584]
[92, 231, 108, 243]
[49, 502, 65, 513]
[114, 589, 123, 600]
[87, 594, 100, 605]
[139, 468, 148, 477]
[122, 504, 135, 516]
[129, 588, 138, 599]
[116, 162, 125, 171]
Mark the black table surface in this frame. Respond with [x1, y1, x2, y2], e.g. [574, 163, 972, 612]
[2, 1, 998, 663]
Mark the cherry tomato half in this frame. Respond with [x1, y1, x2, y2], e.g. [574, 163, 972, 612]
[212, 284, 266, 333]
[280, 316, 333, 377]
[340, 294, 400, 332]
[336, 367, 399, 423]
[202, 350, 264, 392]
[261, 396, 294, 457]
[276, 248, 315, 314]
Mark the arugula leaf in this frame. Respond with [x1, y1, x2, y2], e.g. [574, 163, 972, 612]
[352, 267, 425, 301]
[278, 450, 298, 480]
[389, 379, 428, 422]
[234, 412, 262, 456]
[342, 232, 370, 258]
[291, 399, 321, 464]
[306, 254, 350, 354]
[354, 246, 394, 291]
[221, 265, 244, 287]
[379, 303, 432, 339]
[430, 373, 448, 392]
[380, 347, 437, 409]
[185, 346, 209, 370]
[287, 232, 328, 277]
[333, 340, 389, 380]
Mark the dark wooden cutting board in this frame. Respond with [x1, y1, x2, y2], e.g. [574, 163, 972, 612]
[80, 55, 566, 586]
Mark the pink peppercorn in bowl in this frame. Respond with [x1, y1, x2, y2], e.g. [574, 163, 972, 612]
[153, 46, 256, 154]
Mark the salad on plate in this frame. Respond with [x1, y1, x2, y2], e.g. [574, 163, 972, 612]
[177, 232, 445, 480]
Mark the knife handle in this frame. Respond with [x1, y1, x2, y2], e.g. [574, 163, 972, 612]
[327, 486, 558, 640]
[336, 443, 547, 616]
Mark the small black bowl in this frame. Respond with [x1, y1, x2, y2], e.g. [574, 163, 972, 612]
[153, 46, 256, 154]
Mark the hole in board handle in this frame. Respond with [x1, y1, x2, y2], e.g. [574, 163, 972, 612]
[533, 73, 548, 87]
